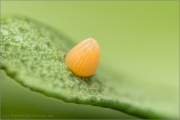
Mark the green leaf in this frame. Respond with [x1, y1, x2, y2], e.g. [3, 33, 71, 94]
[0, 16, 178, 119]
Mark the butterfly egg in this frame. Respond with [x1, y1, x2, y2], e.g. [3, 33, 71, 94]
[65, 38, 100, 77]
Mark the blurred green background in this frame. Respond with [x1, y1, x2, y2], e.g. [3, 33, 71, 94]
[1, 1, 179, 119]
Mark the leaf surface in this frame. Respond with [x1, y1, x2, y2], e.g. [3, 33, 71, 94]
[0, 17, 178, 119]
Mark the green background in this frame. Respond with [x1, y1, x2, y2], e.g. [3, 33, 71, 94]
[1, 1, 179, 119]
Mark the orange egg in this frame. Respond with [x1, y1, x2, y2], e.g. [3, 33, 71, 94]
[65, 38, 100, 77]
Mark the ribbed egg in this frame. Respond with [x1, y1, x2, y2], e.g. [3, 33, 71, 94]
[65, 38, 100, 77]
